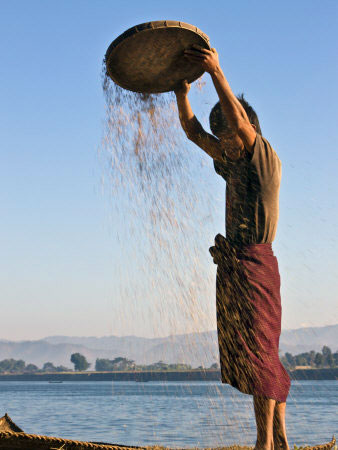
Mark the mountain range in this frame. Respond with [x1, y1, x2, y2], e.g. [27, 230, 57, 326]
[0, 324, 337, 369]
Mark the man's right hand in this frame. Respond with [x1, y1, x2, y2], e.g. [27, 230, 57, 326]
[209, 234, 239, 267]
[174, 79, 191, 97]
[209, 245, 223, 265]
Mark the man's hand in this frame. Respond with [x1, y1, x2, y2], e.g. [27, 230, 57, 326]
[209, 245, 223, 265]
[184, 45, 220, 74]
[174, 79, 191, 98]
[209, 234, 239, 268]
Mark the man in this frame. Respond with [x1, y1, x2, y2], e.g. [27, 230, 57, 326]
[174, 44, 291, 450]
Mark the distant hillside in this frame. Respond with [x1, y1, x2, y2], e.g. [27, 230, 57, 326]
[0, 324, 336, 369]
[279, 324, 338, 353]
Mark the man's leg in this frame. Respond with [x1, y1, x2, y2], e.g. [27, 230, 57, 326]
[253, 395, 276, 450]
[273, 401, 289, 450]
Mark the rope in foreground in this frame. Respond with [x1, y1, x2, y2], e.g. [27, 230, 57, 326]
[0, 414, 335, 450]
[0, 430, 335, 450]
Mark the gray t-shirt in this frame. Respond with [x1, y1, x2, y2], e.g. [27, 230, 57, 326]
[214, 134, 281, 245]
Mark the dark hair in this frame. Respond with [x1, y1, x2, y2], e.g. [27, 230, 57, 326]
[209, 93, 262, 136]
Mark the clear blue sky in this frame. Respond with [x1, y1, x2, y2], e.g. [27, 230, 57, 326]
[1, 0, 337, 340]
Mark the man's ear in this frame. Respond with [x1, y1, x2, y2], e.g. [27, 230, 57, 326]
[251, 124, 257, 131]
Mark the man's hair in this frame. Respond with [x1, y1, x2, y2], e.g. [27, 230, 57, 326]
[209, 93, 262, 136]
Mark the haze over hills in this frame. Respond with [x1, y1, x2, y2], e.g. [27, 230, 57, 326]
[0, 324, 337, 369]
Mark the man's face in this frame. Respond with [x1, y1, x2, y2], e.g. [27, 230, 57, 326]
[216, 130, 245, 160]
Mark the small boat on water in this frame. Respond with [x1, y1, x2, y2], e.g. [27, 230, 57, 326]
[0, 413, 336, 450]
[48, 380, 63, 383]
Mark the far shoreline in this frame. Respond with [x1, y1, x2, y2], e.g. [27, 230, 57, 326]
[0, 368, 337, 382]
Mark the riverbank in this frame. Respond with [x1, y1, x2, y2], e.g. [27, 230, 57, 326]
[0, 368, 337, 382]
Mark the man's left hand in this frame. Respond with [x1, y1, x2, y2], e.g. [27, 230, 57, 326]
[184, 45, 220, 74]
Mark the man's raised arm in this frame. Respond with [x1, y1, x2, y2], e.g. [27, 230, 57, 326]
[174, 80, 224, 162]
[184, 45, 257, 152]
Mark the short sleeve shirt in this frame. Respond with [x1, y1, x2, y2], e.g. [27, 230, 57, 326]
[214, 134, 281, 245]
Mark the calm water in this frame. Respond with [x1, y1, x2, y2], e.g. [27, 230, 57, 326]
[0, 381, 337, 448]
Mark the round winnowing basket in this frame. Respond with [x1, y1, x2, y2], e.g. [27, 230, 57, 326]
[105, 20, 210, 93]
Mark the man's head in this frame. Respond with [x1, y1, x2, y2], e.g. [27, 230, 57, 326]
[209, 94, 262, 158]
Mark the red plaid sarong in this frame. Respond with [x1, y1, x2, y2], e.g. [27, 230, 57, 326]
[210, 234, 290, 402]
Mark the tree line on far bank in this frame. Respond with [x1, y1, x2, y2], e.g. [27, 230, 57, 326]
[0, 359, 70, 374]
[69, 354, 219, 372]
[0, 346, 337, 374]
[94, 357, 216, 372]
[280, 346, 337, 369]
